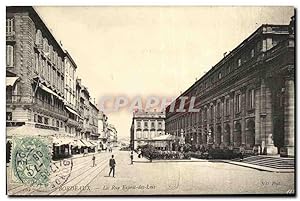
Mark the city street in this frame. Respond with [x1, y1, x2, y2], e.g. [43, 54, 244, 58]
[7, 150, 294, 195]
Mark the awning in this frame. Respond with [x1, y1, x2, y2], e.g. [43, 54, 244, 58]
[6, 77, 20, 87]
[73, 139, 86, 148]
[53, 136, 74, 147]
[39, 84, 64, 101]
[65, 106, 80, 116]
[81, 139, 96, 147]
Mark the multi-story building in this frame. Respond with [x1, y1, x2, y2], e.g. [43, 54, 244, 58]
[165, 17, 295, 157]
[64, 51, 79, 138]
[6, 6, 67, 134]
[130, 111, 165, 149]
[89, 100, 99, 141]
[75, 78, 84, 137]
[107, 124, 118, 147]
[79, 85, 90, 139]
[98, 111, 108, 148]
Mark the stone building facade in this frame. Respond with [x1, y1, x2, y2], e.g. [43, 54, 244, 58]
[6, 6, 67, 133]
[6, 6, 102, 158]
[165, 17, 295, 157]
[130, 111, 165, 149]
[64, 51, 79, 138]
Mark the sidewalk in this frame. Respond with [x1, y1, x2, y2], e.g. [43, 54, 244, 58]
[133, 154, 294, 172]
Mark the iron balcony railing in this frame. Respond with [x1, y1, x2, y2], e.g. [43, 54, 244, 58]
[7, 95, 67, 116]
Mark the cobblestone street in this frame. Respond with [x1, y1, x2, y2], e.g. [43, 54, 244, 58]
[7, 150, 294, 195]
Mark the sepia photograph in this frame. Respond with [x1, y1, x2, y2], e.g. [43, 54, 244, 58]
[5, 5, 295, 196]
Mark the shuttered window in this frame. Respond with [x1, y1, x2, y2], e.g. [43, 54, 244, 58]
[6, 18, 14, 34]
[6, 45, 14, 67]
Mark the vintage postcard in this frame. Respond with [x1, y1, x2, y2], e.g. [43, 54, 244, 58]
[6, 6, 295, 196]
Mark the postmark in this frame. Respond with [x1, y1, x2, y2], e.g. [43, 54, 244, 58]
[11, 136, 52, 189]
[11, 136, 73, 192]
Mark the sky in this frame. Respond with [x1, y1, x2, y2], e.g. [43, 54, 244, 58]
[34, 6, 294, 140]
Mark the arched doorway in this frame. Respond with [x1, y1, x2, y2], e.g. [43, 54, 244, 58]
[216, 125, 222, 145]
[224, 124, 231, 146]
[246, 119, 255, 147]
[234, 122, 242, 147]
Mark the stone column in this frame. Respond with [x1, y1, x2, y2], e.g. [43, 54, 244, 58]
[259, 79, 267, 154]
[229, 92, 234, 145]
[265, 82, 277, 155]
[284, 76, 295, 157]
[220, 97, 225, 143]
[254, 83, 261, 149]
[241, 86, 247, 146]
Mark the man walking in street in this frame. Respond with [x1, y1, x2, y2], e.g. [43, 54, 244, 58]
[130, 151, 134, 165]
[92, 155, 96, 167]
[108, 155, 116, 177]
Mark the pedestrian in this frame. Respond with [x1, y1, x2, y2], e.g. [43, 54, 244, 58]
[92, 155, 96, 167]
[108, 155, 116, 177]
[130, 151, 134, 164]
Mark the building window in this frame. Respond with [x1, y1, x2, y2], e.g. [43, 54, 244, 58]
[6, 18, 14, 34]
[36, 30, 43, 45]
[227, 66, 230, 74]
[43, 38, 49, 53]
[249, 89, 255, 109]
[50, 45, 54, 61]
[235, 94, 241, 113]
[151, 122, 155, 129]
[41, 59, 45, 78]
[37, 115, 43, 123]
[6, 112, 12, 121]
[54, 51, 57, 66]
[210, 105, 214, 120]
[34, 114, 37, 122]
[251, 49, 255, 58]
[44, 117, 49, 125]
[237, 58, 241, 67]
[158, 122, 162, 129]
[218, 72, 222, 79]
[144, 122, 148, 128]
[137, 121, 141, 128]
[225, 98, 230, 115]
[6, 45, 14, 67]
[217, 102, 221, 117]
[35, 53, 39, 73]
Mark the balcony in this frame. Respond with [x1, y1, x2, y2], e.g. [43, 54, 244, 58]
[6, 95, 33, 104]
[33, 97, 67, 117]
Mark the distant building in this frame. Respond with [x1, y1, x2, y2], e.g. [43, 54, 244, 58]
[98, 111, 108, 149]
[107, 124, 118, 147]
[89, 100, 99, 141]
[130, 111, 165, 149]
